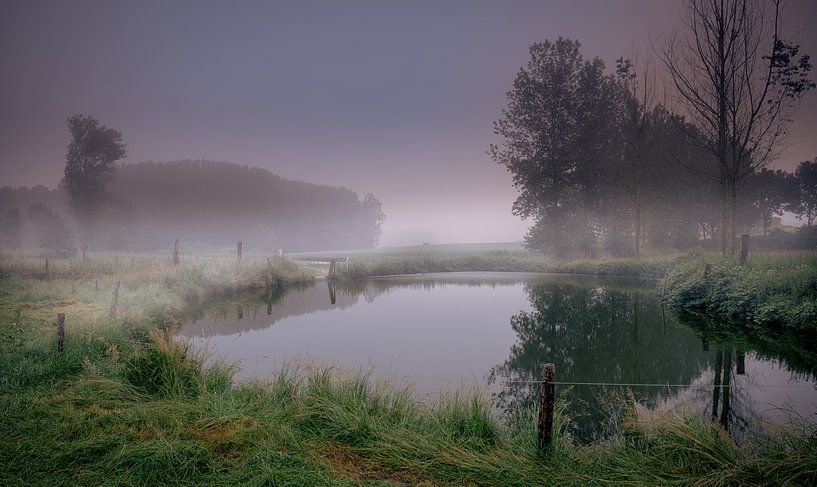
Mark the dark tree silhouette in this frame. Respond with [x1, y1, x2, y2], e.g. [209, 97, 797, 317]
[659, 0, 814, 257]
[490, 38, 618, 258]
[792, 159, 817, 226]
[62, 114, 127, 224]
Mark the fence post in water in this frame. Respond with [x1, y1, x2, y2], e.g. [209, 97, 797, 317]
[739, 234, 749, 265]
[113, 280, 121, 307]
[329, 258, 336, 280]
[237, 241, 243, 260]
[173, 239, 180, 265]
[538, 363, 556, 451]
[54, 312, 66, 353]
[328, 281, 336, 305]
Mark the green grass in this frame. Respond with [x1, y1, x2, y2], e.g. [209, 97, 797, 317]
[2, 250, 817, 485]
[665, 250, 817, 334]
[331, 253, 673, 281]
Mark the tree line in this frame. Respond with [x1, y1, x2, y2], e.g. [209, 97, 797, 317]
[492, 0, 815, 259]
[0, 115, 385, 254]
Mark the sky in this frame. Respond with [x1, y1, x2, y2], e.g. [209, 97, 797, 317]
[1, 0, 816, 246]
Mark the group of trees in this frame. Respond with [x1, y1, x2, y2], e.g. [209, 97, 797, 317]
[492, 0, 815, 258]
[1, 116, 386, 254]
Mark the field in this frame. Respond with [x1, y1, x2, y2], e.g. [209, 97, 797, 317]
[1, 250, 816, 485]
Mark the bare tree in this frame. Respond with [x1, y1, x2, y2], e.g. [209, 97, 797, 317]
[615, 53, 663, 257]
[659, 0, 813, 256]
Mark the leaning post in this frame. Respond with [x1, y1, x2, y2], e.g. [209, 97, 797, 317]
[237, 241, 243, 260]
[266, 256, 273, 292]
[739, 234, 749, 265]
[329, 258, 336, 280]
[173, 239, 180, 266]
[113, 280, 121, 307]
[54, 312, 66, 353]
[538, 363, 556, 451]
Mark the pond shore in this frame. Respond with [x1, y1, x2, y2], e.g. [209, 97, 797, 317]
[1, 251, 816, 485]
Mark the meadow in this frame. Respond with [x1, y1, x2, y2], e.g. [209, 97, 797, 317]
[1, 250, 816, 485]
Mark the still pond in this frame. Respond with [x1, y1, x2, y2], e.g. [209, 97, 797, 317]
[180, 272, 817, 442]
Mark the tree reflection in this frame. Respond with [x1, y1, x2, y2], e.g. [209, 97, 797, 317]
[489, 279, 710, 441]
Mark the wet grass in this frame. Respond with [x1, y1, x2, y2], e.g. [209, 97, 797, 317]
[2, 251, 816, 485]
[333, 253, 673, 281]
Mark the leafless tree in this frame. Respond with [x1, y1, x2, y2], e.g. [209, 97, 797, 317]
[659, 0, 814, 256]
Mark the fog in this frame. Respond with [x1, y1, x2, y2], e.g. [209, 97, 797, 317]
[1, 0, 816, 251]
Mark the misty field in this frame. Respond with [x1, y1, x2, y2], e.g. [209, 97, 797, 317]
[2, 250, 817, 485]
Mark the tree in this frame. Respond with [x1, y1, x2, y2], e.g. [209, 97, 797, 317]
[740, 168, 794, 235]
[27, 204, 74, 253]
[614, 55, 664, 257]
[62, 114, 127, 225]
[1, 208, 24, 249]
[659, 0, 814, 257]
[490, 38, 618, 258]
[359, 193, 385, 247]
[792, 159, 817, 226]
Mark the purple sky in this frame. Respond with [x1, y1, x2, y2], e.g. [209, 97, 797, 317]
[2, 0, 815, 245]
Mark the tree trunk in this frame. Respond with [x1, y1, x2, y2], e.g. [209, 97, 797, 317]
[634, 205, 641, 258]
[719, 181, 728, 257]
[726, 180, 737, 257]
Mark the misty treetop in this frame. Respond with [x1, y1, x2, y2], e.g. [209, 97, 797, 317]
[63, 114, 127, 219]
[1, 158, 385, 253]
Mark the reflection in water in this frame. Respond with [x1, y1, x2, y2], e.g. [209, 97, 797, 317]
[487, 279, 710, 441]
[179, 272, 817, 442]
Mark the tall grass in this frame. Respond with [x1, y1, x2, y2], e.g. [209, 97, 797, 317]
[2, 250, 816, 485]
[2, 329, 815, 485]
[335, 253, 673, 281]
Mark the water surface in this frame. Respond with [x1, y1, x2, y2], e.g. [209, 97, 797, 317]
[180, 272, 817, 441]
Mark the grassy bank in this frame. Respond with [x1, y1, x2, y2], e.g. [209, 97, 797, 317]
[2, 251, 817, 485]
[2, 327, 816, 486]
[665, 251, 817, 336]
[334, 253, 673, 281]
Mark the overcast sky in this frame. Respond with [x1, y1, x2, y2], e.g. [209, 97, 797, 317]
[2, 0, 815, 245]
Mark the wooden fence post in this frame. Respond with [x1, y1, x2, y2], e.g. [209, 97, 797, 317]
[278, 248, 283, 259]
[739, 234, 749, 265]
[237, 241, 243, 260]
[113, 280, 121, 307]
[329, 258, 336, 280]
[173, 239, 180, 266]
[95, 277, 99, 295]
[82, 244, 88, 262]
[44, 258, 50, 278]
[328, 281, 336, 305]
[55, 312, 66, 353]
[266, 257, 273, 291]
[538, 363, 556, 451]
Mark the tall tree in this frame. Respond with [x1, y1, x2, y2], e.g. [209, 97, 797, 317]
[614, 55, 663, 257]
[490, 38, 617, 258]
[360, 193, 385, 247]
[659, 0, 814, 257]
[792, 159, 817, 226]
[62, 114, 127, 227]
[740, 168, 794, 235]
